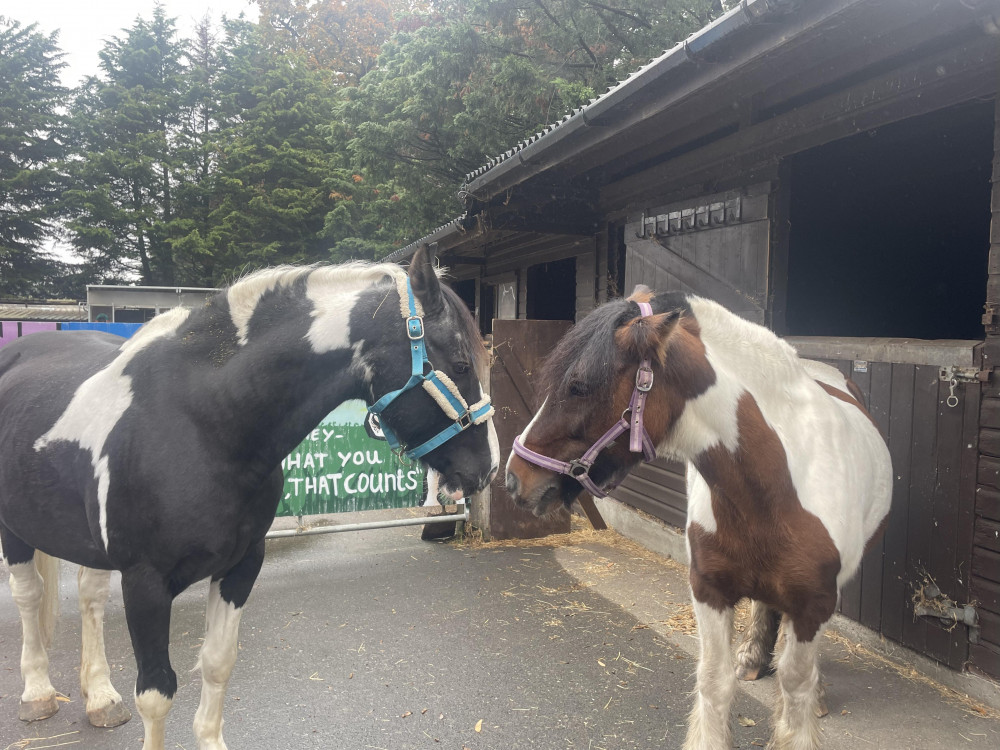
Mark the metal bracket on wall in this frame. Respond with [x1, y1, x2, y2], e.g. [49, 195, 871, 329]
[913, 581, 981, 644]
[983, 303, 1000, 333]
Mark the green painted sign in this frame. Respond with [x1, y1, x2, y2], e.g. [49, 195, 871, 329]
[278, 400, 425, 517]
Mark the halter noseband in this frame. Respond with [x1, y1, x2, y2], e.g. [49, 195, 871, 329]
[368, 274, 494, 461]
[511, 301, 658, 498]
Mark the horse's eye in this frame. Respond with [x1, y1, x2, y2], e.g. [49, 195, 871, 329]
[569, 381, 589, 397]
[452, 361, 471, 375]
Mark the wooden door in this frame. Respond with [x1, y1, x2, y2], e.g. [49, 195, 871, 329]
[488, 319, 573, 540]
[791, 340, 983, 672]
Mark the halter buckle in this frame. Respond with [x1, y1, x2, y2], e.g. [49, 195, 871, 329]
[457, 411, 473, 430]
[635, 365, 654, 392]
[406, 316, 424, 340]
[568, 459, 591, 479]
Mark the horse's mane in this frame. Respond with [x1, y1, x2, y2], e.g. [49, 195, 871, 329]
[223, 262, 486, 364]
[686, 295, 807, 388]
[538, 299, 637, 403]
[539, 293, 808, 406]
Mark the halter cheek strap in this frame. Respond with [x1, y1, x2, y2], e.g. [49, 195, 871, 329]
[511, 300, 658, 498]
[368, 274, 494, 461]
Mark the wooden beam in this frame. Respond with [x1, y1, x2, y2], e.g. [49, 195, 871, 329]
[603, 35, 1000, 211]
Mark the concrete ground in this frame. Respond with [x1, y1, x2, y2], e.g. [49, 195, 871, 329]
[1, 515, 998, 750]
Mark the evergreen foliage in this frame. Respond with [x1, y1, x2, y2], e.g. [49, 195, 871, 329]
[0, 18, 68, 297]
[1, 1, 724, 293]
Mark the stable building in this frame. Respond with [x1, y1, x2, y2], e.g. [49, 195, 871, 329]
[389, 0, 1000, 682]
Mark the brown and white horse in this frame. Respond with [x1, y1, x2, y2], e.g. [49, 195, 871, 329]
[505, 288, 892, 750]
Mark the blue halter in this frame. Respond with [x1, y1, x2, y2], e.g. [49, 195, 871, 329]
[368, 277, 493, 460]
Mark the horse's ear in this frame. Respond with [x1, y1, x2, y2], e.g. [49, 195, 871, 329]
[627, 285, 654, 303]
[616, 310, 681, 365]
[409, 244, 444, 315]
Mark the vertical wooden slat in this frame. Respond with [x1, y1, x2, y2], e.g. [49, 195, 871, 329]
[924, 375, 963, 665]
[882, 363, 915, 643]
[860, 361, 892, 630]
[901, 365, 939, 656]
[952, 376, 981, 668]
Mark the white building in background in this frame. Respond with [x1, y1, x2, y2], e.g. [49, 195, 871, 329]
[86, 285, 218, 323]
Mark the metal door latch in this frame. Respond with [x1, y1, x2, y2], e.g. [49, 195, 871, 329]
[938, 366, 990, 408]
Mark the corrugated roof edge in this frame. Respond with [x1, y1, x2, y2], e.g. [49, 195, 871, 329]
[385, 214, 476, 264]
[386, 0, 793, 263]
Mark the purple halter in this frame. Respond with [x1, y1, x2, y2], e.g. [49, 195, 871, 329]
[511, 301, 659, 498]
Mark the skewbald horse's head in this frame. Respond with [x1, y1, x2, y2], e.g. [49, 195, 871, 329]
[505, 288, 715, 516]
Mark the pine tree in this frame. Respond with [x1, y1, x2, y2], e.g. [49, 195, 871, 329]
[0, 18, 68, 297]
[62, 6, 185, 284]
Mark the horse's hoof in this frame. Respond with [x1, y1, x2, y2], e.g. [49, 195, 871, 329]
[19, 696, 59, 722]
[421, 522, 456, 541]
[88, 700, 132, 727]
[815, 700, 829, 718]
[736, 664, 761, 681]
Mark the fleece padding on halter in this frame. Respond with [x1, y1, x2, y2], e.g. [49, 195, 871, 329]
[368, 273, 493, 460]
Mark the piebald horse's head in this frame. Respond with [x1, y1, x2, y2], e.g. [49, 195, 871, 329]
[505, 288, 714, 516]
[363, 246, 499, 500]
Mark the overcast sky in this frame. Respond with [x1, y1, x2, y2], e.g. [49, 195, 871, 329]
[11, 0, 261, 86]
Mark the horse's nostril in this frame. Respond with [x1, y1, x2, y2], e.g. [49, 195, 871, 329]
[505, 472, 519, 496]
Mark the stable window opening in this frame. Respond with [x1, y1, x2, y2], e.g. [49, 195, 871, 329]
[785, 100, 993, 340]
[526, 257, 576, 320]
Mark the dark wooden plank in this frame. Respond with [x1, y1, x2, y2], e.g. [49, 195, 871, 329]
[901, 365, 940, 658]
[977, 487, 1000, 522]
[969, 641, 1000, 681]
[610, 486, 688, 530]
[979, 428, 1000, 458]
[859, 362, 892, 631]
[881, 364, 915, 644]
[972, 576, 1000, 614]
[973, 547, 1000, 584]
[981, 397, 1000, 429]
[979, 608, 1000, 649]
[975, 517, 1000, 553]
[953, 375, 981, 667]
[978, 457, 1000, 490]
[576, 495, 608, 531]
[929, 376, 968, 669]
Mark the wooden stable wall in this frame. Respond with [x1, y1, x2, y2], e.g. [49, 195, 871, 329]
[792, 342, 982, 673]
[974, 97, 1000, 680]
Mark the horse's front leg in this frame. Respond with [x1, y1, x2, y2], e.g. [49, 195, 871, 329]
[77, 566, 131, 727]
[683, 593, 736, 750]
[1, 527, 59, 722]
[769, 613, 831, 750]
[735, 599, 780, 680]
[121, 568, 177, 750]
[193, 539, 265, 750]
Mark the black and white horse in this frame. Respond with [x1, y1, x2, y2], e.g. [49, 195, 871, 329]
[0, 246, 499, 750]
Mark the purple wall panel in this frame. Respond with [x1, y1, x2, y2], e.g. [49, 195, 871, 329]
[0, 322, 19, 349]
[19, 322, 58, 336]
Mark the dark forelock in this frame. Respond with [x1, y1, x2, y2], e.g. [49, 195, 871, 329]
[538, 299, 638, 403]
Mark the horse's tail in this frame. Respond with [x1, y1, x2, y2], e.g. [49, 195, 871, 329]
[34, 550, 60, 650]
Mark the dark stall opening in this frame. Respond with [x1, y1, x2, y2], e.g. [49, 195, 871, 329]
[450, 279, 476, 317]
[785, 101, 993, 340]
[526, 257, 576, 320]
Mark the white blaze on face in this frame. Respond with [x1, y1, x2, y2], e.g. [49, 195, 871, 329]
[34, 308, 191, 552]
[506, 396, 548, 476]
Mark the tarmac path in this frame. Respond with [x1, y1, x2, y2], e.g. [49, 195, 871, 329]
[1, 521, 998, 749]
